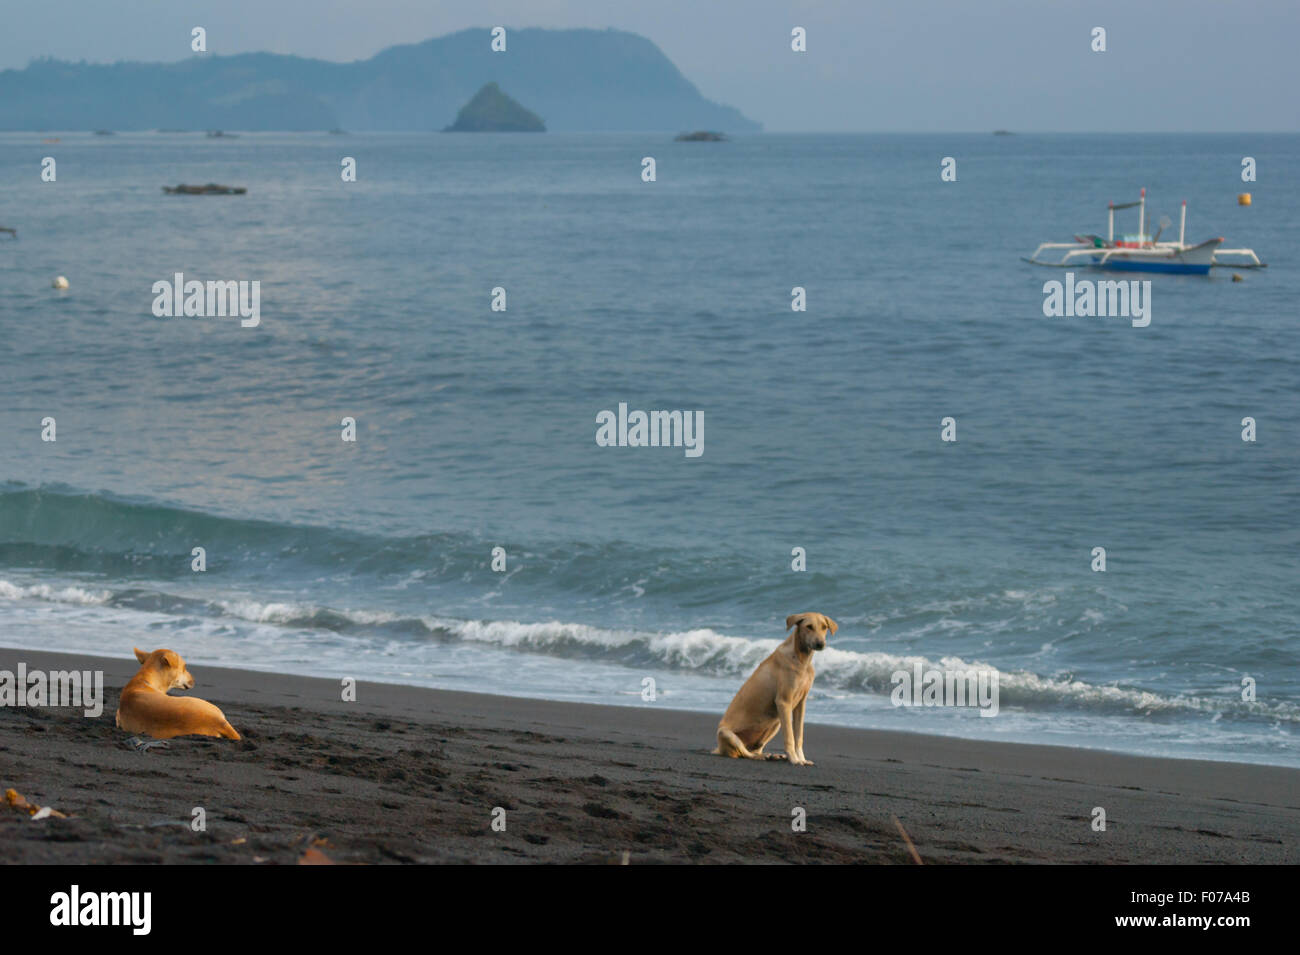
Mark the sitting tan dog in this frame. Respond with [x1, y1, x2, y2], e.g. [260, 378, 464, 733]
[115, 648, 240, 746]
[713, 613, 836, 766]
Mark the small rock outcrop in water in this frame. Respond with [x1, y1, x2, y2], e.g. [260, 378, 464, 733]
[443, 83, 545, 132]
[162, 184, 247, 195]
[675, 131, 727, 141]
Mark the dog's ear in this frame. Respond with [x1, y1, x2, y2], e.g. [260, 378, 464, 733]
[133, 647, 149, 664]
[821, 615, 838, 636]
[786, 614, 803, 631]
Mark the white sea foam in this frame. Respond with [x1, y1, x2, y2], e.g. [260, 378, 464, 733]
[5, 578, 1297, 725]
[412, 615, 1300, 723]
[214, 597, 400, 627]
[0, 579, 111, 606]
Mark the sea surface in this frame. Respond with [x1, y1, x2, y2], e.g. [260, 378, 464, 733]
[1, 131, 1297, 766]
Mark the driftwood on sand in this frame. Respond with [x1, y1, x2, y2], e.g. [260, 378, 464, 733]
[163, 184, 247, 195]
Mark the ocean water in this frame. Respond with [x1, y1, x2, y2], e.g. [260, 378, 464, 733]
[1, 131, 1297, 766]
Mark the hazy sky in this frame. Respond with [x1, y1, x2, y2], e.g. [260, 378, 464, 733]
[4, 0, 1297, 131]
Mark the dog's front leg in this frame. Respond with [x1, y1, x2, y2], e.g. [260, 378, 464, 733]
[777, 701, 808, 766]
[793, 697, 812, 765]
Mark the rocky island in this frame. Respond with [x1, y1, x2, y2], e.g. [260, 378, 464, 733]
[162, 184, 247, 195]
[443, 82, 545, 132]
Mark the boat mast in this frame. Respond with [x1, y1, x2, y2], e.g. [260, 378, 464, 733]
[1180, 200, 1186, 246]
[1139, 188, 1146, 241]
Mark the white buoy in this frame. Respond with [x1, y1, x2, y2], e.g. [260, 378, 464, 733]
[52, 276, 69, 289]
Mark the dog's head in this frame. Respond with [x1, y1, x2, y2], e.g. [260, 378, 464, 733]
[785, 613, 837, 652]
[133, 647, 195, 691]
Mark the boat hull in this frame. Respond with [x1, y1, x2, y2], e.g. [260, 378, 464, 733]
[1087, 238, 1221, 275]
[1095, 257, 1212, 275]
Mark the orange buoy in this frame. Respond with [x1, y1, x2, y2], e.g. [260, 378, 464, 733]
[1238, 193, 1252, 206]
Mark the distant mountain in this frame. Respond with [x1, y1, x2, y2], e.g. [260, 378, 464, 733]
[0, 28, 760, 132]
[444, 82, 545, 132]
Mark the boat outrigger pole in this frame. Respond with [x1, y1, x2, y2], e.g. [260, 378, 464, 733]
[1108, 189, 1145, 243]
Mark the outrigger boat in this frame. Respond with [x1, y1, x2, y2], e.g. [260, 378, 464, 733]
[1025, 189, 1265, 274]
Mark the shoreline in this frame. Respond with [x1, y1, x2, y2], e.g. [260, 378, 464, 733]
[3, 646, 1297, 864]
[8, 639, 1290, 770]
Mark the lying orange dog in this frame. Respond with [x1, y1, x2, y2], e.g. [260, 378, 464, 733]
[713, 613, 836, 766]
[115, 648, 240, 746]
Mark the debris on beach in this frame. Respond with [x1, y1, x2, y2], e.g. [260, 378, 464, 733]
[297, 847, 337, 865]
[5, 787, 69, 819]
[294, 833, 342, 864]
[162, 184, 248, 195]
[892, 815, 923, 865]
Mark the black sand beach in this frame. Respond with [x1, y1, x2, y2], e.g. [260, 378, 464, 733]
[2, 647, 1297, 864]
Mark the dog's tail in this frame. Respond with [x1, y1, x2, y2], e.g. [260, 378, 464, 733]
[217, 719, 241, 741]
